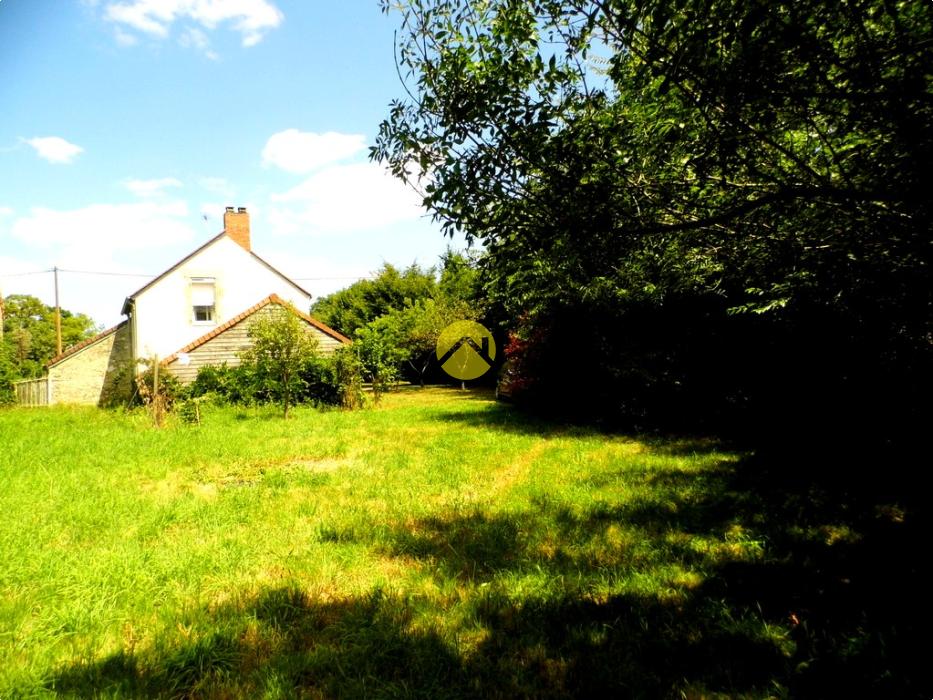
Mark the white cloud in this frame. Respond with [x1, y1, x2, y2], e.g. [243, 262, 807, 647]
[114, 28, 139, 46]
[104, 0, 283, 47]
[268, 162, 426, 236]
[124, 177, 183, 198]
[179, 26, 218, 59]
[11, 201, 195, 252]
[262, 130, 367, 174]
[25, 137, 84, 165]
[0, 207, 13, 217]
[3, 201, 197, 325]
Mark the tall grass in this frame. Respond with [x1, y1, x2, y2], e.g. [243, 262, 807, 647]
[0, 388, 922, 697]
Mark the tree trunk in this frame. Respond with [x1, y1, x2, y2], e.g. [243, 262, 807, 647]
[283, 372, 290, 419]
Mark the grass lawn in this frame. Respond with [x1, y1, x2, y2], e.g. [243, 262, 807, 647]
[0, 388, 923, 698]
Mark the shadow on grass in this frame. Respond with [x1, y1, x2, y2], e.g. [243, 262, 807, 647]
[410, 401, 928, 696]
[381, 458, 926, 697]
[434, 400, 733, 457]
[49, 403, 928, 698]
[49, 588, 463, 699]
[51, 585, 797, 699]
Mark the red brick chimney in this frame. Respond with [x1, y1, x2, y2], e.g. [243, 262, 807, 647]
[224, 206, 250, 251]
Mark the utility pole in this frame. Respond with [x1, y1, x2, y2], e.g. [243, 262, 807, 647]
[53, 266, 62, 356]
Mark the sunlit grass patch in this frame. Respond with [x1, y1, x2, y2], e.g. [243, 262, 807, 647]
[0, 387, 916, 697]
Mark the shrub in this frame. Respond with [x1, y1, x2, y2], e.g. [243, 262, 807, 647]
[187, 363, 260, 405]
[333, 347, 364, 409]
[296, 355, 341, 407]
[187, 353, 363, 411]
[133, 359, 184, 427]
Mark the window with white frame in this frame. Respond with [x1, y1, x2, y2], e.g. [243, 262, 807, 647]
[190, 277, 216, 323]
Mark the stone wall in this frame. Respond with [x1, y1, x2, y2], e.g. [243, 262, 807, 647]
[47, 323, 132, 406]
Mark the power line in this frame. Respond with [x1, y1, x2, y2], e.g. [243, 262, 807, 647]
[292, 275, 377, 281]
[57, 268, 157, 278]
[2, 267, 375, 282]
[0, 268, 53, 277]
[0, 268, 156, 279]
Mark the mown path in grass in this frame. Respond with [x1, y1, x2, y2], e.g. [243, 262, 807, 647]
[0, 388, 924, 698]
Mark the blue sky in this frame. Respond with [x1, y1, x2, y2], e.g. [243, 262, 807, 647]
[0, 0, 462, 328]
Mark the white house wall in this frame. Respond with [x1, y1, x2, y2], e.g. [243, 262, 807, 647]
[132, 236, 312, 361]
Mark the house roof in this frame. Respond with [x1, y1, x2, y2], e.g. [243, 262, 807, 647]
[120, 232, 313, 315]
[162, 294, 350, 365]
[46, 321, 128, 368]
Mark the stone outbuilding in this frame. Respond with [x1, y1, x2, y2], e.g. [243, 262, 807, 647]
[44, 322, 132, 406]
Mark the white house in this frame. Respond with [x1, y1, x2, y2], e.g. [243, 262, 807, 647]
[39, 207, 349, 405]
[122, 207, 313, 363]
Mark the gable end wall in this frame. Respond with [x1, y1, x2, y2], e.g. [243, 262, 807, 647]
[132, 236, 313, 362]
[47, 324, 133, 406]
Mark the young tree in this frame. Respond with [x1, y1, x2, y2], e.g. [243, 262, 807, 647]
[241, 304, 319, 418]
[352, 323, 406, 403]
[332, 347, 364, 410]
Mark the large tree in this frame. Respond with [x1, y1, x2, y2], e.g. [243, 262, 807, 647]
[374, 0, 932, 427]
[1, 294, 97, 379]
[311, 262, 439, 338]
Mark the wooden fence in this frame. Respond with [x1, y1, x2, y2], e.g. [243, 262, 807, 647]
[14, 377, 50, 406]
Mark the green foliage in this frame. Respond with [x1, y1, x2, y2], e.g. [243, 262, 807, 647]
[133, 360, 184, 408]
[186, 363, 260, 405]
[375, 0, 933, 428]
[133, 359, 184, 427]
[1, 294, 97, 379]
[437, 248, 483, 305]
[0, 347, 16, 405]
[242, 304, 320, 418]
[176, 397, 204, 426]
[353, 324, 404, 402]
[186, 354, 362, 411]
[318, 252, 486, 389]
[375, 296, 482, 386]
[376, 0, 932, 317]
[311, 263, 439, 337]
[295, 355, 341, 407]
[332, 347, 364, 409]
